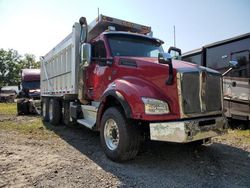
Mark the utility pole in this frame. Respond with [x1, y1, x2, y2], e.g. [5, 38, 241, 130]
[98, 7, 99, 17]
[174, 25, 176, 47]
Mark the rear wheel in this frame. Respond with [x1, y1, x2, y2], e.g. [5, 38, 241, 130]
[17, 100, 29, 115]
[17, 101, 23, 115]
[41, 98, 49, 121]
[49, 98, 62, 125]
[100, 107, 141, 162]
[63, 101, 76, 126]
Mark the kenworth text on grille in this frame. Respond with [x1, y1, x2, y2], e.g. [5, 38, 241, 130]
[41, 15, 236, 162]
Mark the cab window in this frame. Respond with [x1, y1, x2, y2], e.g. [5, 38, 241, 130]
[92, 41, 107, 58]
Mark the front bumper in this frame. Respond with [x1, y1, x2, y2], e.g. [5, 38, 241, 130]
[149, 116, 227, 143]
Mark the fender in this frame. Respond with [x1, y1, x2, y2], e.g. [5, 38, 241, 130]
[96, 76, 171, 129]
[96, 89, 132, 130]
[102, 90, 132, 117]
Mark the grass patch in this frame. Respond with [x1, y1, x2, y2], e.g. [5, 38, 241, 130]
[216, 129, 250, 146]
[0, 117, 58, 139]
[0, 103, 17, 115]
[228, 129, 250, 142]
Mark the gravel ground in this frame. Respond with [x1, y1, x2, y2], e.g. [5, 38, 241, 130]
[0, 115, 249, 188]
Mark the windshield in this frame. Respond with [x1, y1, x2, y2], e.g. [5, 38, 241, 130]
[22, 81, 40, 90]
[108, 34, 164, 57]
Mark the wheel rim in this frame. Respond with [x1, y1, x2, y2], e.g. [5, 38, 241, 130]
[49, 100, 53, 121]
[104, 118, 119, 151]
[42, 102, 46, 117]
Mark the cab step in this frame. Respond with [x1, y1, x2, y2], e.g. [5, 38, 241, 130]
[77, 105, 98, 129]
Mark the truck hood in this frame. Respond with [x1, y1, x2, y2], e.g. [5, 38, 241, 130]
[112, 56, 222, 121]
[118, 56, 220, 75]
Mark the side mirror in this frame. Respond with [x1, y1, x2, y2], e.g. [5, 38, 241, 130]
[158, 52, 174, 85]
[222, 61, 239, 76]
[158, 52, 172, 64]
[81, 43, 91, 67]
[229, 61, 239, 69]
[168, 46, 182, 60]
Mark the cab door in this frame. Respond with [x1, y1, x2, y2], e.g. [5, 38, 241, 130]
[229, 50, 250, 120]
[85, 40, 112, 100]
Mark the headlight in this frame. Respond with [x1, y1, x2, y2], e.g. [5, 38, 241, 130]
[141, 97, 170, 115]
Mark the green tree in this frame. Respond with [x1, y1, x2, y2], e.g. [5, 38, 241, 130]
[20, 54, 40, 69]
[0, 49, 40, 87]
[0, 48, 21, 87]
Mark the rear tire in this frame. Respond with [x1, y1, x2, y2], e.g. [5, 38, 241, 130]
[49, 98, 62, 125]
[17, 102, 23, 115]
[100, 107, 141, 162]
[41, 98, 49, 122]
[63, 101, 76, 126]
[17, 100, 29, 115]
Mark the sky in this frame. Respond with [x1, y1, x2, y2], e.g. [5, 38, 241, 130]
[0, 0, 249, 59]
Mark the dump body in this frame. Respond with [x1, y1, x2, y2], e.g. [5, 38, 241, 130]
[41, 26, 80, 95]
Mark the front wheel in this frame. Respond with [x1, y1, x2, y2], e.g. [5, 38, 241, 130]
[100, 107, 141, 162]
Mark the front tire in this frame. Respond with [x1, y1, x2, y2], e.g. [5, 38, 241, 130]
[100, 107, 141, 162]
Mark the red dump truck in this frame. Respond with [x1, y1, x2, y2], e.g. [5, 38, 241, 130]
[17, 69, 41, 115]
[41, 15, 229, 161]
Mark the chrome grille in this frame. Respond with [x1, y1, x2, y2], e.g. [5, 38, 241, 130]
[179, 71, 222, 116]
[205, 73, 222, 112]
[181, 72, 200, 114]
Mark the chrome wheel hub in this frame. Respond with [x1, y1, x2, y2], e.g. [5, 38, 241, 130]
[104, 119, 119, 150]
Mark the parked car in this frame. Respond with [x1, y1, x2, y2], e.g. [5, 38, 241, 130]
[0, 86, 18, 102]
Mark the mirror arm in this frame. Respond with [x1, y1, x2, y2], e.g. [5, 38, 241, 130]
[166, 62, 174, 85]
[222, 67, 233, 76]
[168, 46, 182, 55]
[222, 61, 239, 76]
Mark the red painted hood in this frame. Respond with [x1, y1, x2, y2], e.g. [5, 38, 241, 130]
[112, 56, 184, 121]
[116, 56, 221, 76]
[119, 56, 201, 70]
